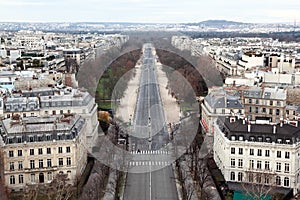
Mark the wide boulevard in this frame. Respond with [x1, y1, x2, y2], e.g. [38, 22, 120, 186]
[123, 44, 178, 200]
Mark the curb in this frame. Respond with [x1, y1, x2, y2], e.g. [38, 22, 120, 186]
[172, 163, 183, 200]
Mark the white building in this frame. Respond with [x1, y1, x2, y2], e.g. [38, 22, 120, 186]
[0, 114, 87, 191]
[2, 87, 99, 151]
[214, 116, 300, 194]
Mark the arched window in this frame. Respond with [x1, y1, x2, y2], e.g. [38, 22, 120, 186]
[230, 172, 235, 181]
[284, 177, 289, 187]
[276, 176, 281, 185]
[19, 174, 24, 184]
[238, 172, 243, 181]
[10, 175, 15, 184]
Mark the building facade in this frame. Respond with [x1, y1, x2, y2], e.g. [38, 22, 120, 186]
[2, 87, 99, 151]
[214, 116, 300, 194]
[0, 114, 87, 191]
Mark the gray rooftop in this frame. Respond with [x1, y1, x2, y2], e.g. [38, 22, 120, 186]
[217, 116, 300, 144]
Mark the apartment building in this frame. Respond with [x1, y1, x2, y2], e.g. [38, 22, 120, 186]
[2, 87, 99, 151]
[63, 49, 84, 65]
[214, 116, 300, 194]
[242, 87, 286, 123]
[237, 52, 264, 71]
[0, 114, 87, 191]
[201, 87, 243, 135]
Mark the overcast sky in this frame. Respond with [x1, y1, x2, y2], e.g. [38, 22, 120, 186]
[0, 0, 299, 23]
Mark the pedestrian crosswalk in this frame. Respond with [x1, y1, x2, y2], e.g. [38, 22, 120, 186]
[129, 161, 170, 166]
[131, 150, 169, 155]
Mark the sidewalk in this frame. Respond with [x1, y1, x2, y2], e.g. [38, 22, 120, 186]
[102, 169, 116, 200]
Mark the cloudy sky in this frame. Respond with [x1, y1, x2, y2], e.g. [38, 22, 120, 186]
[0, 0, 299, 23]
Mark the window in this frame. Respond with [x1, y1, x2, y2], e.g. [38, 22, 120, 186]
[231, 148, 235, 154]
[248, 173, 254, 182]
[270, 100, 273, 106]
[66, 157, 71, 166]
[19, 174, 24, 184]
[285, 163, 290, 173]
[231, 159, 235, 167]
[10, 175, 15, 185]
[276, 176, 281, 185]
[60, 110, 63, 114]
[66, 146, 71, 153]
[250, 149, 254, 155]
[30, 149, 34, 156]
[265, 176, 270, 184]
[38, 148, 43, 155]
[30, 174, 35, 183]
[58, 158, 63, 166]
[238, 159, 243, 168]
[47, 159, 52, 168]
[277, 151, 281, 158]
[284, 177, 290, 187]
[265, 161, 270, 170]
[47, 172, 53, 181]
[276, 162, 281, 172]
[257, 149, 262, 156]
[249, 99, 252, 104]
[256, 174, 262, 183]
[256, 99, 259, 104]
[262, 108, 266, 113]
[265, 150, 270, 157]
[285, 152, 290, 159]
[249, 160, 254, 169]
[269, 109, 273, 115]
[39, 159, 43, 168]
[52, 110, 56, 115]
[46, 135, 52, 141]
[9, 150, 14, 157]
[276, 109, 280, 115]
[30, 160, 35, 169]
[47, 148, 51, 154]
[238, 172, 243, 181]
[230, 172, 235, 181]
[18, 150, 22, 157]
[18, 161, 23, 170]
[249, 106, 252, 112]
[255, 107, 258, 113]
[277, 101, 281, 106]
[257, 161, 262, 169]
[239, 148, 243, 155]
[58, 147, 63, 154]
[9, 162, 14, 171]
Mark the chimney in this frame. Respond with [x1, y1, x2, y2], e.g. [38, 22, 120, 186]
[247, 123, 251, 132]
[273, 125, 276, 134]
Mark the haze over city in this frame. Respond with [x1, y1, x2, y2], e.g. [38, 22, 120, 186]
[0, 0, 299, 23]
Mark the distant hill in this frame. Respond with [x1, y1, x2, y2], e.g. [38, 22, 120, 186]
[185, 20, 249, 26]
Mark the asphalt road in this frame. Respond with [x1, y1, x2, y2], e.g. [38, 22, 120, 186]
[124, 44, 178, 200]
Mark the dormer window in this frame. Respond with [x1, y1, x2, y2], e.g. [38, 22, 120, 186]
[231, 136, 236, 141]
[266, 137, 271, 143]
[277, 139, 282, 144]
[258, 137, 263, 142]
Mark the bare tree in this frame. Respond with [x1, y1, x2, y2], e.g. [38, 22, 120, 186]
[46, 173, 75, 200]
[241, 170, 276, 200]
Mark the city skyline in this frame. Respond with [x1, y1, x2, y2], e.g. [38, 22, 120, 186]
[0, 0, 299, 24]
